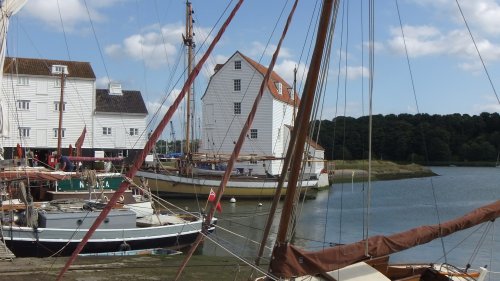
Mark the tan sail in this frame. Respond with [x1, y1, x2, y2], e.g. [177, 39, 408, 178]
[269, 200, 500, 278]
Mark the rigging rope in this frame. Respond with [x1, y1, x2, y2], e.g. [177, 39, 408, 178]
[56, 1, 245, 278]
[454, 0, 500, 105]
[394, 0, 448, 263]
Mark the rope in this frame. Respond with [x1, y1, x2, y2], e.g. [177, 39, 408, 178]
[201, 233, 278, 280]
[394, 0, 449, 262]
[454, 0, 500, 105]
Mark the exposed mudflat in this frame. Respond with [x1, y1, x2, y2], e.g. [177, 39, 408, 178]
[0, 254, 263, 281]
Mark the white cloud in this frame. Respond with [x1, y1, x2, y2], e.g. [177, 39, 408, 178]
[340, 66, 369, 80]
[245, 41, 292, 59]
[96, 76, 111, 88]
[273, 59, 307, 84]
[387, 24, 500, 69]
[105, 23, 213, 69]
[388, 25, 445, 57]
[472, 95, 500, 113]
[105, 23, 182, 68]
[22, 0, 119, 31]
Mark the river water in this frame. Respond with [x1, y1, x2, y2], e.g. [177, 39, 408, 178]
[169, 166, 500, 272]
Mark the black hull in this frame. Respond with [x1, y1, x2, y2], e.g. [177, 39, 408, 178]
[5, 227, 214, 258]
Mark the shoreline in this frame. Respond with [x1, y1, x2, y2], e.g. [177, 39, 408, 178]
[0, 254, 260, 281]
[328, 161, 437, 183]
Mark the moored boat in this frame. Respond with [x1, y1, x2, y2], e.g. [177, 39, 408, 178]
[136, 169, 318, 199]
[1, 199, 215, 258]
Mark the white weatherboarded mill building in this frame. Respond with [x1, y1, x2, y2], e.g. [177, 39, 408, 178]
[0, 57, 148, 163]
[201, 51, 325, 179]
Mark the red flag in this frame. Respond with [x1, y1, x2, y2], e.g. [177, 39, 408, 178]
[208, 188, 222, 213]
[75, 126, 87, 157]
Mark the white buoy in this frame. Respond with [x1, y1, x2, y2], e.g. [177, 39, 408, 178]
[258, 202, 263, 207]
[229, 197, 236, 203]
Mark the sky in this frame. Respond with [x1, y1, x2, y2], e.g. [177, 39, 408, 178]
[6, 0, 500, 139]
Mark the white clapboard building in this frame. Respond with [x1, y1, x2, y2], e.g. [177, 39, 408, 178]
[0, 57, 148, 164]
[201, 51, 325, 178]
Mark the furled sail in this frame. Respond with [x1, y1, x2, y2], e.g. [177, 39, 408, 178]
[269, 200, 500, 278]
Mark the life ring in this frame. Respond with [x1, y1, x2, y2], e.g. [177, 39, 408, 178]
[119, 195, 125, 202]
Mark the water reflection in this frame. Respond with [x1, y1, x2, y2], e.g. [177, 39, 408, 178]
[167, 167, 500, 270]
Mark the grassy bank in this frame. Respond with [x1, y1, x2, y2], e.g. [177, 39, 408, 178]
[0, 254, 263, 281]
[331, 160, 436, 183]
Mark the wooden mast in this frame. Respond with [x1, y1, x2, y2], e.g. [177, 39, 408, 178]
[56, 70, 66, 156]
[269, 0, 336, 275]
[57, 1, 245, 279]
[183, 0, 194, 155]
[292, 65, 297, 123]
[174, 1, 299, 279]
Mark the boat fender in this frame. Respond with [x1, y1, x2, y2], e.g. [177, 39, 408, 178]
[119, 195, 125, 202]
[103, 196, 109, 202]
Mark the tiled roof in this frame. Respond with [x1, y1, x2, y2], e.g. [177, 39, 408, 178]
[4, 57, 95, 79]
[96, 89, 148, 114]
[239, 52, 300, 106]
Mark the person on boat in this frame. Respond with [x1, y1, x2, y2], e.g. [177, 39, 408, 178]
[58, 154, 75, 171]
[27, 149, 34, 166]
[33, 153, 39, 167]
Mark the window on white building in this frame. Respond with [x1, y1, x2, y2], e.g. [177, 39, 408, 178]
[17, 100, 30, 110]
[103, 127, 112, 135]
[54, 78, 65, 88]
[51, 65, 68, 75]
[275, 82, 282, 95]
[18, 127, 30, 138]
[234, 60, 241, 70]
[234, 102, 241, 115]
[53, 128, 66, 138]
[250, 129, 258, 139]
[17, 76, 29, 86]
[54, 101, 66, 111]
[129, 128, 139, 136]
[233, 79, 241, 92]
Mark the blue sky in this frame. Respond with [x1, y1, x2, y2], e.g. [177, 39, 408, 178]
[7, 0, 500, 137]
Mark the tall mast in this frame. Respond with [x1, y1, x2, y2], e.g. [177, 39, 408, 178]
[57, 1, 245, 278]
[183, 0, 194, 155]
[269, 0, 335, 275]
[56, 71, 65, 156]
[292, 65, 297, 123]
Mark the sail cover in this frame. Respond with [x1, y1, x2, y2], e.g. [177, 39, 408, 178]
[0, 0, 27, 137]
[269, 200, 500, 278]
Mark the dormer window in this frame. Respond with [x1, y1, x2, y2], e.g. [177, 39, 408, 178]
[51, 65, 68, 75]
[109, 83, 123, 95]
[234, 60, 241, 70]
[275, 82, 283, 95]
[288, 88, 294, 100]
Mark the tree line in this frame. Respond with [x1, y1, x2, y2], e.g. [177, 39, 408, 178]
[312, 112, 500, 163]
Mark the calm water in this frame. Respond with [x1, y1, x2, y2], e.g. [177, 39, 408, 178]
[170, 167, 500, 271]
